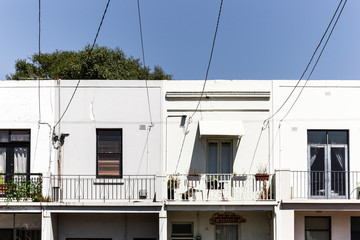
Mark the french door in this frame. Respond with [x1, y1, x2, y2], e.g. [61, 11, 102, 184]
[215, 225, 238, 240]
[308, 131, 348, 198]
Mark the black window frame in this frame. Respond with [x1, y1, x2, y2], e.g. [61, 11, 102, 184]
[0, 129, 31, 176]
[96, 129, 123, 178]
[305, 216, 331, 240]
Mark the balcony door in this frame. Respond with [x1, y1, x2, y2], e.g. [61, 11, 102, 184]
[0, 130, 30, 182]
[308, 131, 348, 198]
[207, 140, 232, 174]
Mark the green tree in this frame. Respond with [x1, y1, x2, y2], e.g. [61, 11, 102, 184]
[6, 45, 172, 80]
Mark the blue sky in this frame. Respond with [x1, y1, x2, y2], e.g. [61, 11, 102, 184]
[0, 0, 359, 80]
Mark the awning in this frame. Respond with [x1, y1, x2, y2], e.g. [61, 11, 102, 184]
[199, 120, 245, 138]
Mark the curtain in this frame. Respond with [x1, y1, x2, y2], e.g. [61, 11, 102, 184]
[14, 147, 27, 173]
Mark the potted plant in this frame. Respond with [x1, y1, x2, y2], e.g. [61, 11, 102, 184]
[167, 176, 180, 200]
[255, 164, 269, 181]
[233, 170, 247, 181]
[187, 170, 201, 181]
[207, 176, 220, 189]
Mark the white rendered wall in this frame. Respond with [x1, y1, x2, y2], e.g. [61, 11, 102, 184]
[56, 80, 163, 176]
[164, 80, 272, 175]
[0, 80, 57, 174]
[167, 211, 272, 240]
[271, 80, 360, 172]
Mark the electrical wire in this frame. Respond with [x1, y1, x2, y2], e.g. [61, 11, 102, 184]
[38, 0, 41, 122]
[189, 0, 224, 120]
[137, 0, 153, 125]
[249, 0, 347, 172]
[279, 0, 347, 123]
[54, 0, 111, 128]
[173, 0, 224, 173]
[262, 0, 345, 126]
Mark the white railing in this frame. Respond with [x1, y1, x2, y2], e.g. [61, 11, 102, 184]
[50, 175, 156, 202]
[167, 173, 274, 201]
[291, 171, 360, 199]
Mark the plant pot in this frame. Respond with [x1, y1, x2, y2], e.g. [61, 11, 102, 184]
[233, 175, 247, 181]
[255, 174, 269, 181]
[167, 189, 175, 200]
[187, 175, 201, 181]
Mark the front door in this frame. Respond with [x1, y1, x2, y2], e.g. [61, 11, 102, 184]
[215, 225, 238, 240]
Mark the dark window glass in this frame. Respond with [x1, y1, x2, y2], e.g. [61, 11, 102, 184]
[351, 217, 360, 240]
[328, 131, 348, 144]
[0, 229, 13, 240]
[172, 223, 193, 236]
[305, 217, 330, 240]
[308, 131, 326, 144]
[97, 129, 122, 177]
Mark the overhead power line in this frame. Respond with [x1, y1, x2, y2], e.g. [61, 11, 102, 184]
[249, 0, 348, 172]
[189, 0, 224, 120]
[137, 0, 153, 125]
[54, 0, 111, 128]
[263, 0, 346, 126]
[280, 0, 348, 122]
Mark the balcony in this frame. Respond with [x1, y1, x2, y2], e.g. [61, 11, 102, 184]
[0, 173, 43, 202]
[167, 173, 274, 201]
[291, 171, 360, 199]
[50, 175, 156, 202]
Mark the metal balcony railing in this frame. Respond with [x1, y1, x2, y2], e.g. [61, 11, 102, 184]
[167, 173, 274, 201]
[291, 171, 360, 199]
[0, 173, 42, 202]
[50, 175, 156, 202]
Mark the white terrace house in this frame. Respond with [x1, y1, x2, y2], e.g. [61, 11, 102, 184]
[1, 79, 360, 240]
[0, 80, 163, 240]
[164, 80, 276, 240]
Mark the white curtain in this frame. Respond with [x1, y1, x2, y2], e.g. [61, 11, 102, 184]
[14, 147, 27, 173]
[0, 148, 6, 173]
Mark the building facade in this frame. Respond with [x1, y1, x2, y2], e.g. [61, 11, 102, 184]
[0, 79, 359, 240]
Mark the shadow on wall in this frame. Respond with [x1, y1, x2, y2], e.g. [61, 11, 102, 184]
[189, 127, 206, 173]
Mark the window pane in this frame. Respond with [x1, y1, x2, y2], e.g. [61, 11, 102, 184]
[0, 148, 6, 174]
[98, 154, 121, 176]
[172, 223, 193, 236]
[352, 217, 360, 231]
[97, 130, 121, 153]
[308, 131, 326, 144]
[221, 142, 231, 173]
[305, 231, 330, 240]
[328, 131, 348, 144]
[208, 142, 218, 173]
[14, 147, 28, 173]
[305, 217, 330, 230]
[0, 131, 9, 142]
[10, 131, 30, 142]
[0, 229, 13, 240]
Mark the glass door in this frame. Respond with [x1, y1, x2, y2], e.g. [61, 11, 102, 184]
[215, 225, 238, 240]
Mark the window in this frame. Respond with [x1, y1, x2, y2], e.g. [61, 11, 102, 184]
[0, 228, 41, 240]
[96, 129, 122, 178]
[307, 130, 348, 198]
[215, 225, 238, 240]
[305, 217, 331, 240]
[351, 217, 360, 240]
[171, 223, 193, 237]
[0, 130, 30, 177]
[207, 140, 232, 174]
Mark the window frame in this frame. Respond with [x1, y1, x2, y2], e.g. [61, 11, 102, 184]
[171, 222, 194, 237]
[96, 129, 123, 178]
[305, 216, 331, 240]
[0, 129, 31, 176]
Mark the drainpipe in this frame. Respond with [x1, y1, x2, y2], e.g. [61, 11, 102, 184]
[57, 79, 61, 188]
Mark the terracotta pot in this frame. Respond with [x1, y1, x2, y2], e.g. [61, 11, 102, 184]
[255, 174, 269, 181]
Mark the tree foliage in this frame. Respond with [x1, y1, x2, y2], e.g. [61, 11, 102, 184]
[7, 45, 172, 80]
